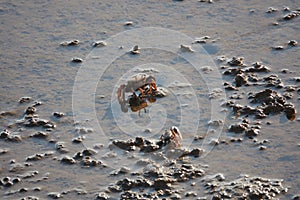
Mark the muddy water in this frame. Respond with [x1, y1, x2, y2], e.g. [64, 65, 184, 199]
[1, 0, 299, 199]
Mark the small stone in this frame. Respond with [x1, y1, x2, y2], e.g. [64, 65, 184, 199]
[185, 191, 198, 197]
[8, 134, 22, 142]
[288, 40, 298, 46]
[153, 178, 172, 190]
[292, 195, 300, 200]
[25, 106, 36, 115]
[30, 131, 49, 138]
[19, 187, 28, 192]
[53, 112, 64, 118]
[188, 148, 203, 157]
[124, 21, 133, 26]
[266, 7, 278, 13]
[130, 45, 140, 54]
[170, 193, 181, 200]
[0, 148, 9, 154]
[227, 57, 244, 66]
[228, 123, 247, 133]
[180, 44, 194, 52]
[272, 46, 284, 50]
[245, 128, 260, 137]
[283, 11, 300, 21]
[96, 192, 109, 200]
[0, 129, 10, 139]
[93, 41, 107, 47]
[19, 97, 31, 103]
[60, 156, 76, 165]
[259, 145, 267, 150]
[60, 40, 79, 46]
[71, 57, 83, 63]
[235, 73, 247, 87]
[48, 192, 62, 199]
[72, 136, 85, 143]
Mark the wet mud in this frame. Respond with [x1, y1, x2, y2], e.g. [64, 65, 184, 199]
[1, 0, 299, 199]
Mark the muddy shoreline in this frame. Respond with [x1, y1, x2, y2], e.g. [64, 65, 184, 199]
[1, 0, 299, 199]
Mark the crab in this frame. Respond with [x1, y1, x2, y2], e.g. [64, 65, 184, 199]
[117, 73, 159, 114]
[160, 126, 183, 148]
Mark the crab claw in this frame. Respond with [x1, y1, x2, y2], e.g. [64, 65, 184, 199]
[171, 126, 182, 140]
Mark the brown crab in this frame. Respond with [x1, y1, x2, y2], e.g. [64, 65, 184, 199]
[117, 73, 158, 114]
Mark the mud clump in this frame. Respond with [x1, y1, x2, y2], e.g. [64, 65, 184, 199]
[60, 40, 80, 46]
[204, 174, 288, 199]
[282, 11, 300, 20]
[249, 89, 296, 120]
[108, 162, 205, 198]
[227, 57, 244, 66]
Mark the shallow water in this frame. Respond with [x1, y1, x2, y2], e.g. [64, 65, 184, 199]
[1, 0, 299, 199]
